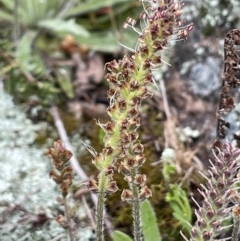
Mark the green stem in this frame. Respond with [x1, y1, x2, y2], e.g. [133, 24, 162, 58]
[131, 169, 142, 241]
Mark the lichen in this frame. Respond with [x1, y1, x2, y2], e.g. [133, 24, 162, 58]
[0, 82, 94, 240]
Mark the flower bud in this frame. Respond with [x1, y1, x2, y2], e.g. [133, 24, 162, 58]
[124, 157, 137, 169]
[134, 174, 146, 187]
[48, 148, 57, 159]
[54, 140, 64, 150]
[139, 186, 152, 201]
[104, 165, 116, 177]
[62, 166, 73, 180]
[56, 215, 69, 229]
[92, 153, 104, 169]
[202, 231, 212, 241]
[121, 189, 134, 202]
[136, 154, 146, 167]
[103, 146, 114, 156]
[232, 206, 240, 218]
[49, 170, 62, 184]
[132, 143, 144, 154]
[106, 181, 119, 194]
[119, 162, 131, 176]
[86, 179, 98, 194]
[60, 179, 72, 197]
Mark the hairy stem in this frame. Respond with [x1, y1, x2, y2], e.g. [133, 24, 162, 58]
[131, 169, 142, 241]
[96, 174, 108, 241]
[96, 190, 106, 241]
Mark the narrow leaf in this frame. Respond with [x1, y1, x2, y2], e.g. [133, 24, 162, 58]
[75, 31, 121, 53]
[0, 0, 14, 10]
[141, 200, 161, 241]
[172, 212, 191, 232]
[66, 0, 133, 16]
[38, 19, 89, 37]
[15, 32, 34, 73]
[0, 10, 13, 22]
[56, 68, 74, 99]
[113, 231, 133, 241]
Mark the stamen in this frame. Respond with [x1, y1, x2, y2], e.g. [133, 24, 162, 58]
[139, 0, 150, 17]
[150, 75, 159, 90]
[150, 58, 171, 67]
[192, 196, 201, 209]
[117, 41, 136, 53]
[81, 140, 97, 157]
[180, 231, 190, 241]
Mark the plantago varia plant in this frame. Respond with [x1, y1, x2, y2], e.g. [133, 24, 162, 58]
[83, 1, 193, 241]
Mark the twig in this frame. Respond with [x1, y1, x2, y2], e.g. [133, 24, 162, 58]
[159, 78, 171, 119]
[81, 195, 96, 230]
[50, 106, 89, 181]
[63, 196, 74, 241]
[159, 78, 176, 150]
[49, 106, 113, 238]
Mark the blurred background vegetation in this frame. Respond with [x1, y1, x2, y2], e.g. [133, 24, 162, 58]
[1, 0, 240, 240]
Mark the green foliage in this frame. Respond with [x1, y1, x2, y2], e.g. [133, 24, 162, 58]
[113, 200, 161, 241]
[141, 200, 161, 241]
[113, 231, 133, 241]
[161, 148, 176, 182]
[0, 0, 67, 26]
[67, 0, 134, 16]
[38, 19, 89, 37]
[16, 32, 46, 74]
[165, 184, 192, 233]
[161, 148, 192, 234]
[75, 31, 122, 53]
[55, 67, 74, 99]
[0, 0, 141, 105]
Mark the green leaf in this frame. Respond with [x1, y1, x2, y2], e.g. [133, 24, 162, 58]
[38, 19, 89, 37]
[167, 200, 184, 217]
[75, 31, 120, 53]
[55, 68, 74, 99]
[0, 0, 14, 10]
[162, 163, 176, 181]
[0, 9, 13, 22]
[172, 212, 191, 232]
[15, 32, 33, 72]
[66, 0, 134, 16]
[165, 184, 192, 233]
[15, 32, 45, 74]
[141, 200, 161, 241]
[113, 231, 133, 241]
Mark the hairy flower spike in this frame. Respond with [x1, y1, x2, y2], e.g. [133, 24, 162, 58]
[48, 141, 75, 240]
[92, 1, 193, 240]
[186, 143, 240, 241]
[214, 29, 240, 147]
[49, 140, 73, 196]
